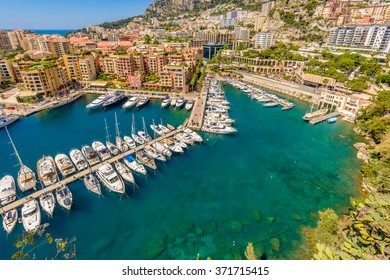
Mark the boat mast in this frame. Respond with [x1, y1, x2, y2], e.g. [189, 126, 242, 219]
[142, 117, 146, 133]
[131, 113, 135, 135]
[5, 126, 23, 167]
[104, 118, 110, 143]
[114, 112, 120, 138]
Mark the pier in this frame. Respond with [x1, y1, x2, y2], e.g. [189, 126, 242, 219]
[186, 79, 210, 130]
[309, 112, 341, 125]
[0, 128, 183, 215]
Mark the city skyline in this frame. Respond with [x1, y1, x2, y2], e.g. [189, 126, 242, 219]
[0, 0, 153, 29]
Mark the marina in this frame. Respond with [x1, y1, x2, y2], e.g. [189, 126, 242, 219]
[0, 83, 362, 260]
[309, 111, 342, 125]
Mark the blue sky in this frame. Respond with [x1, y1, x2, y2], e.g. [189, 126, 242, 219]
[0, 0, 153, 29]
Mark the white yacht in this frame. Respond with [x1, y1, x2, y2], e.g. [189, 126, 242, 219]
[174, 132, 195, 145]
[124, 154, 147, 175]
[0, 175, 16, 206]
[303, 108, 328, 121]
[132, 133, 145, 145]
[161, 98, 171, 109]
[136, 151, 157, 170]
[39, 192, 56, 217]
[51, 94, 81, 109]
[202, 123, 237, 134]
[21, 199, 41, 232]
[123, 96, 139, 109]
[170, 99, 177, 107]
[115, 162, 135, 184]
[86, 95, 109, 110]
[175, 98, 186, 109]
[56, 186, 72, 210]
[82, 145, 100, 166]
[185, 100, 194, 111]
[2, 209, 18, 234]
[104, 118, 119, 156]
[0, 114, 19, 129]
[84, 174, 101, 195]
[70, 149, 88, 171]
[136, 97, 149, 108]
[138, 117, 152, 142]
[150, 124, 164, 136]
[55, 154, 76, 177]
[36, 156, 58, 187]
[152, 141, 172, 157]
[144, 145, 166, 162]
[5, 127, 36, 192]
[124, 135, 136, 149]
[92, 141, 111, 161]
[263, 102, 279, 108]
[102, 91, 125, 107]
[183, 127, 203, 142]
[96, 164, 125, 194]
[163, 138, 183, 153]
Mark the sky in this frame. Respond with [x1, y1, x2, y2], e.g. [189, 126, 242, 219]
[0, 0, 154, 30]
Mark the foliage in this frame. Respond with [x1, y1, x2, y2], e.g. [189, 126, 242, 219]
[237, 43, 247, 51]
[146, 73, 160, 83]
[314, 209, 339, 246]
[0, 50, 23, 59]
[242, 43, 307, 61]
[98, 17, 136, 29]
[348, 78, 368, 92]
[244, 242, 257, 260]
[357, 90, 390, 143]
[97, 73, 117, 81]
[12, 228, 77, 260]
[144, 35, 152, 45]
[189, 58, 204, 91]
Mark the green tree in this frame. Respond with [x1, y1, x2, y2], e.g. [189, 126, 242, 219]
[144, 35, 151, 44]
[314, 209, 339, 246]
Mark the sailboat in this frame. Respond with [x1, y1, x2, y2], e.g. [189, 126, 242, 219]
[105, 118, 120, 156]
[83, 173, 101, 195]
[303, 100, 328, 121]
[2, 209, 18, 234]
[114, 112, 129, 153]
[56, 185, 73, 210]
[39, 191, 56, 217]
[131, 114, 145, 145]
[137, 117, 152, 142]
[21, 199, 41, 232]
[5, 127, 36, 192]
[136, 150, 157, 170]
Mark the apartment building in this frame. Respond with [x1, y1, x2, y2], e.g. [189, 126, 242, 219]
[79, 55, 97, 81]
[254, 32, 275, 49]
[145, 55, 167, 75]
[0, 31, 13, 51]
[319, 90, 370, 116]
[328, 25, 390, 53]
[0, 59, 16, 82]
[234, 27, 250, 40]
[21, 65, 70, 96]
[195, 32, 235, 44]
[64, 55, 82, 81]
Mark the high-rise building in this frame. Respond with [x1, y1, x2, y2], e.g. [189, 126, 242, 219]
[0, 31, 13, 51]
[202, 43, 225, 60]
[254, 16, 267, 32]
[254, 32, 275, 49]
[234, 27, 250, 40]
[196, 32, 235, 44]
[0, 59, 16, 82]
[64, 55, 82, 81]
[79, 55, 97, 81]
[261, 1, 275, 15]
[328, 25, 390, 53]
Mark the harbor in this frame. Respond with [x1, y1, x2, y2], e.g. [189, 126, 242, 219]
[0, 81, 362, 260]
[309, 112, 341, 125]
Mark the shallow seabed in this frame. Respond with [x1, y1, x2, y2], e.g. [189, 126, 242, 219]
[0, 85, 362, 260]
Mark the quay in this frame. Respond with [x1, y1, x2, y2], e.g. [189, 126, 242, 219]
[0, 128, 183, 215]
[310, 111, 341, 125]
[186, 79, 210, 130]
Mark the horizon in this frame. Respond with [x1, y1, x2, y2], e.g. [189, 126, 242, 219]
[0, 0, 153, 30]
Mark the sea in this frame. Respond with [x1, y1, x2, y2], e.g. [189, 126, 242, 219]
[28, 30, 75, 36]
[0, 84, 362, 260]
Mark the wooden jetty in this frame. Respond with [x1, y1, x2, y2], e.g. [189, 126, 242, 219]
[0, 128, 183, 215]
[309, 111, 341, 125]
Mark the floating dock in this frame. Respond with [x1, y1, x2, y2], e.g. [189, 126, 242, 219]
[186, 80, 210, 131]
[0, 128, 183, 215]
[309, 112, 341, 125]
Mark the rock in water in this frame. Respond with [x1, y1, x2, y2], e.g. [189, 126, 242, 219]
[270, 238, 281, 252]
[353, 142, 367, 150]
[143, 233, 168, 259]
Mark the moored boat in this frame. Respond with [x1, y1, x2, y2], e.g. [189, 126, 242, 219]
[55, 154, 76, 177]
[102, 91, 125, 107]
[81, 145, 100, 166]
[327, 116, 338, 123]
[136, 97, 149, 109]
[70, 149, 88, 171]
[86, 95, 109, 110]
[36, 156, 58, 187]
[124, 135, 137, 149]
[39, 192, 56, 217]
[183, 127, 203, 142]
[161, 97, 171, 109]
[2, 209, 17, 234]
[303, 108, 328, 121]
[185, 100, 194, 111]
[92, 141, 111, 161]
[0, 114, 19, 129]
[115, 162, 135, 184]
[136, 151, 157, 170]
[21, 199, 41, 232]
[96, 163, 125, 194]
[83, 173, 101, 195]
[175, 98, 186, 109]
[124, 154, 147, 175]
[123, 96, 139, 109]
[56, 186, 72, 210]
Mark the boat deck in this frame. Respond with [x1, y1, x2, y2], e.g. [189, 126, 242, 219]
[0, 128, 183, 215]
[309, 112, 341, 125]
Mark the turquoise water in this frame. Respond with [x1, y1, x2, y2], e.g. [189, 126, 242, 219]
[28, 29, 75, 36]
[0, 85, 362, 260]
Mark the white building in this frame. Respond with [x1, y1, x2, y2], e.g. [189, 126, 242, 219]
[254, 32, 275, 49]
[329, 25, 390, 53]
[234, 27, 249, 40]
